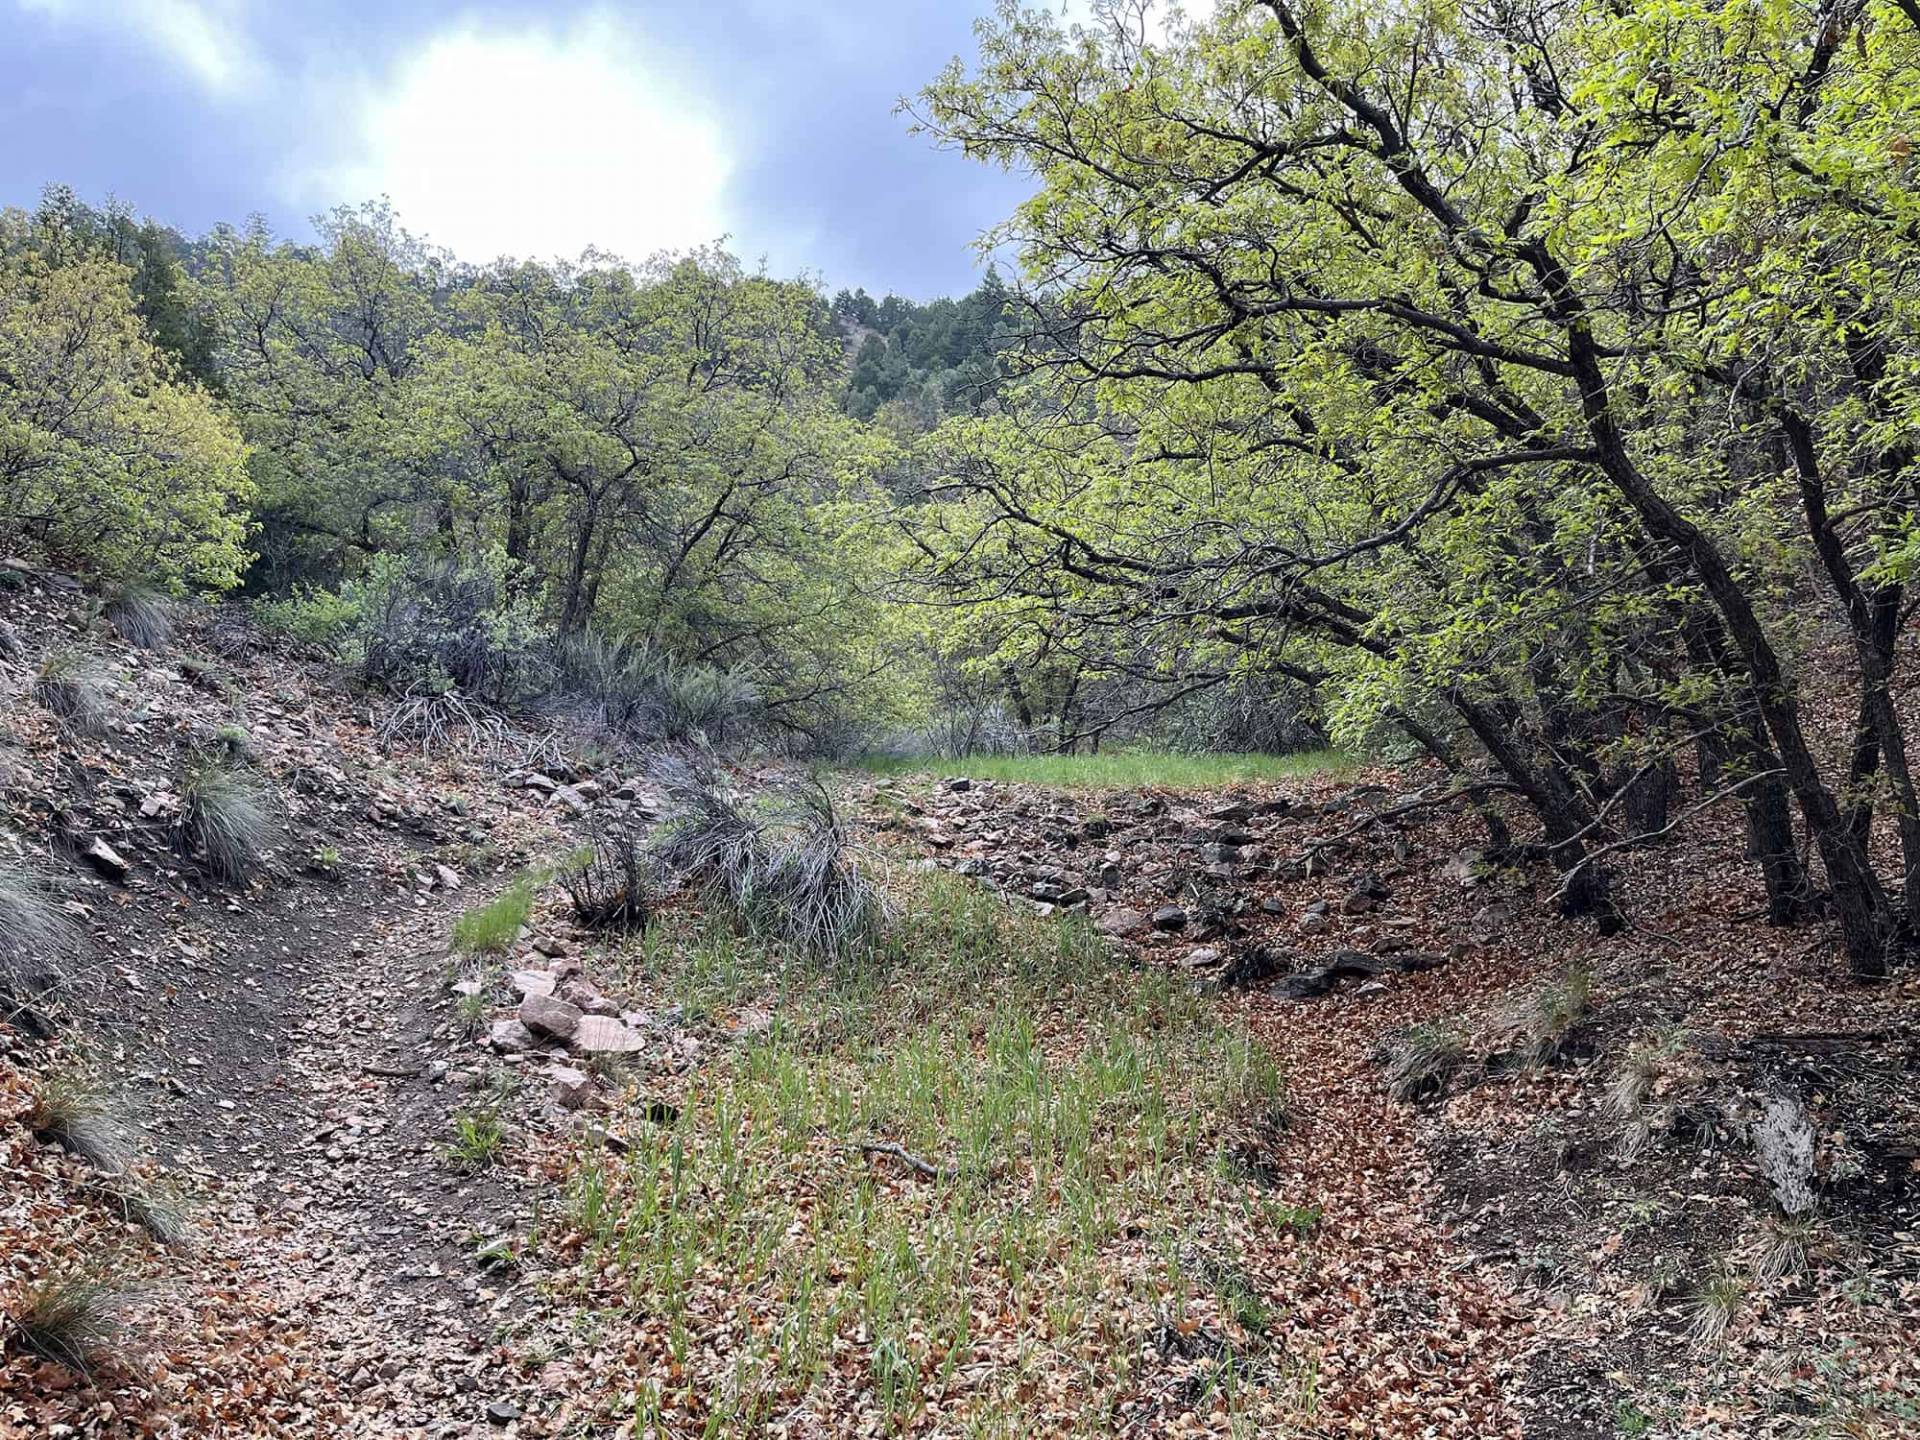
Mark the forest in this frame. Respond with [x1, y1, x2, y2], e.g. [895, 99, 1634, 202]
[1, 0, 1917, 1435]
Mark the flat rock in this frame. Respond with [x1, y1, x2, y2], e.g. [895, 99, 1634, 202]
[510, 969, 557, 998]
[1096, 907, 1146, 937]
[571, 1014, 647, 1054]
[83, 837, 130, 879]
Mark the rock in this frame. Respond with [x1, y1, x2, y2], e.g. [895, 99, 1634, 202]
[1096, 907, 1146, 937]
[1097, 861, 1124, 888]
[1259, 896, 1286, 915]
[943, 777, 972, 793]
[452, 978, 487, 999]
[560, 978, 617, 1015]
[1182, 946, 1222, 968]
[1056, 887, 1090, 906]
[518, 993, 583, 1041]
[1150, 904, 1188, 932]
[1469, 902, 1514, 942]
[82, 837, 130, 879]
[486, 1400, 521, 1425]
[520, 772, 558, 794]
[1340, 888, 1376, 916]
[571, 1014, 647, 1054]
[551, 785, 592, 817]
[1207, 801, 1252, 823]
[487, 1019, 535, 1054]
[1298, 911, 1331, 936]
[434, 863, 462, 891]
[509, 970, 556, 998]
[531, 935, 572, 959]
[547, 1065, 594, 1109]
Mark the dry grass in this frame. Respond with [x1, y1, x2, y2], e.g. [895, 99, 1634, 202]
[32, 648, 112, 736]
[5, 1265, 134, 1377]
[175, 753, 277, 884]
[103, 583, 174, 650]
[0, 853, 74, 1024]
[26, 1061, 135, 1175]
[1382, 1022, 1469, 1101]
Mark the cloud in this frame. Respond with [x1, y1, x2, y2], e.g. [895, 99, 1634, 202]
[297, 12, 733, 267]
[15, 0, 260, 95]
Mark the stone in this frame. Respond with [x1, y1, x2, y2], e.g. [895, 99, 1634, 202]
[1095, 907, 1146, 937]
[486, 1400, 521, 1425]
[1097, 862, 1124, 889]
[487, 1019, 535, 1054]
[518, 993, 583, 1041]
[531, 935, 572, 958]
[551, 786, 592, 817]
[571, 1014, 647, 1054]
[943, 777, 972, 793]
[1259, 896, 1287, 915]
[433, 863, 462, 891]
[1056, 887, 1090, 907]
[560, 978, 618, 1015]
[82, 837, 130, 879]
[1298, 911, 1331, 936]
[1340, 888, 1376, 916]
[1182, 946, 1222, 968]
[547, 1065, 594, 1109]
[1207, 801, 1252, 823]
[509, 970, 556, 998]
[1150, 904, 1188, 932]
[520, 772, 558, 794]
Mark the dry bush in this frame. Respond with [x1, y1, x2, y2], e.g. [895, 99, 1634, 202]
[4, 1265, 135, 1376]
[26, 1062, 134, 1174]
[651, 757, 886, 958]
[1496, 965, 1593, 1068]
[1382, 1022, 1469, 1101]
[559, 818, 655, 932]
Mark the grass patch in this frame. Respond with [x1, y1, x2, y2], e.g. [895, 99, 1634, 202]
[0, 854, 75, 1022]
[27, 1061, 134, 1174]
[550, 876, 1302, 1433]
[452, 875, 537, 955]
[32, 648, 112, 736]
[445, 1103, 507, 1172]
[852, 749, 1352, 790]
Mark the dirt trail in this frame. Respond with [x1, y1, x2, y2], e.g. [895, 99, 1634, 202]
[98, 847, 542, 1438]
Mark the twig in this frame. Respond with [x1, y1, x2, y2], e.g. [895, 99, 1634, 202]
[854, 1140, 957, 1181]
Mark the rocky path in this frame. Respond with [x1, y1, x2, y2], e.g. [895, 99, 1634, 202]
[108, 846, 553, 1438]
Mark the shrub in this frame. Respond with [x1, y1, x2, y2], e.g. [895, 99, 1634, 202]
[32, 649, 111, 736]
[175, 754, 277, 884]
[254, 584, 361, 647]
[452, 877, 536, 955]
[1688, 1271, 1746, 1348]
[552, 630, 760, 748]
[102, 582, 174, 650]
[0, 854, 74, 1025]
[651, 759, 886, 959]
[5, 1266, 133, 1376]
[26, 1063, 132, 1174]
[1382, 1022, 1469, 1102]
[558, 819, 654, 932]
[355, 551, 547, 703]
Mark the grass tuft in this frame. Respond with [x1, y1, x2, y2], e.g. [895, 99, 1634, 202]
[26, 1062, 135, 1174]
[1503, 965, 1593, 1068]
[5, 1266, 133, 1376]
[0, 854, 75, 1023]
[445, 1102, 507, 1171]
[103, 582, 174, 650]
[175, 753, 277, 884]
[1382, 1022, 1469, 1102]
[853, 748, 1352, 790]
[1689, 1271, 1747, 1348]
[558, 819, 654, 933]
[32, 649, 112, 736]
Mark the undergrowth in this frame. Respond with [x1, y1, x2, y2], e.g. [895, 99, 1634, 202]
[551, 875, 1302, 1433]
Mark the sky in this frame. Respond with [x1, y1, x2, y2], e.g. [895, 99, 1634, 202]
[0, 0, 1179, 299]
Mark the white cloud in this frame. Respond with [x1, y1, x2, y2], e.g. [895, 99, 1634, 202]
[17, 0, 260, 95]
[299, 13, 732, 267]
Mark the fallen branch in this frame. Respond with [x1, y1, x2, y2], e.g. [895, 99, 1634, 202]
[854, 1140, 958, 1182]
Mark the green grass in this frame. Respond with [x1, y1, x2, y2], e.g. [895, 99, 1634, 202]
[851, 748, 1352, 790]
[547, 875, 1305, 1435]
[452, 875, 536, 955]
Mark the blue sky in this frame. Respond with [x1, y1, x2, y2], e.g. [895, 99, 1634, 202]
[0, 1, 1132, 297]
